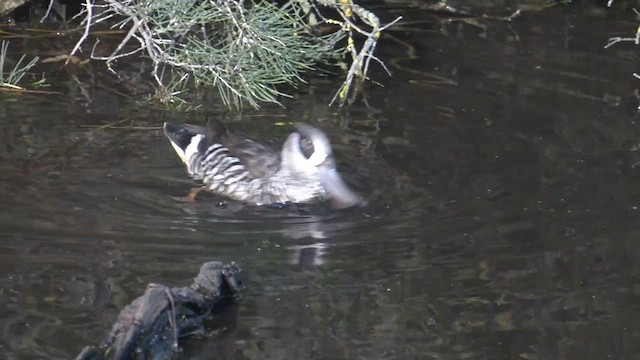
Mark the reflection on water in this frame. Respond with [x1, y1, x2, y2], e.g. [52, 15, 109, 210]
[2, 3, 640, 359]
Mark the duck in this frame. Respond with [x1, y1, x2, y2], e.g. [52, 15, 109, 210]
[163, 118, 362, 208]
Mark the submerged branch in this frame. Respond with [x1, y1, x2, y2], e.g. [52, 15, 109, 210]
[75, 261, 242, 360]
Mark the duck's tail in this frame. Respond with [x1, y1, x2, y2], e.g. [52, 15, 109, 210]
[163, 123, 206, 165]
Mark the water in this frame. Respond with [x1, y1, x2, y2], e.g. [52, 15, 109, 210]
[2, 3, 640, 359]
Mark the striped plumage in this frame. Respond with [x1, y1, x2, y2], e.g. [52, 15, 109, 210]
[163, 118, 361, 208]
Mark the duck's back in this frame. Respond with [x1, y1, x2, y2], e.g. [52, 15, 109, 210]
[205, 119, 280, 179]
[164, 118, 285, 202]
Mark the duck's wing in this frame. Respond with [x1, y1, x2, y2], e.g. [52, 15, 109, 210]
[206, 118, 281, 179]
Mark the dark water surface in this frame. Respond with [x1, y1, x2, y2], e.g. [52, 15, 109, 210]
[2, 3, 640, 359]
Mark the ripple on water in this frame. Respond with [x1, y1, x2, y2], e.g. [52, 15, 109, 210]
[6, 7, 640, 359]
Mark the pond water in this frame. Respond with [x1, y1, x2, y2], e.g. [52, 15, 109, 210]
[2, 2, 640, 359]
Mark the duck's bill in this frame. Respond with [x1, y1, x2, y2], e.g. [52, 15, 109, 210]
[317, 166, 362, 209]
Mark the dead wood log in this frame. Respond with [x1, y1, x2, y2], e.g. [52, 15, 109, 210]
[75, 261, 242, 360]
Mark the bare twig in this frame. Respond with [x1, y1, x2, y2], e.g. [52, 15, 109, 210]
[68, 0, 92, 63]
[40, 0, 55, 23]
[327, 0, 401, 106]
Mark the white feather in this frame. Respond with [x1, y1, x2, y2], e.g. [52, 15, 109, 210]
[203, 144, 224, 163]
[184, 134, 204, 163]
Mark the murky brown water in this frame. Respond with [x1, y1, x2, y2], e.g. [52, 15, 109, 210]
[2, 3, 640, 359]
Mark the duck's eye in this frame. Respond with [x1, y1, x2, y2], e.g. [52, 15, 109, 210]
[301, 138, 312, 149]
[299, 137, 315, 159]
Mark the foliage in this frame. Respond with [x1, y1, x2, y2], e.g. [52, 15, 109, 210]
[69, 0, 399, 109]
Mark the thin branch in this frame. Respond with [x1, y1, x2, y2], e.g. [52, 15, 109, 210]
[68, 0, 93, 63]
[106, 18, 142, 62]
[40, 0, 55, 23]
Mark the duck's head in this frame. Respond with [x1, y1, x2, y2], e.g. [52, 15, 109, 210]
[281, 124, 362, 208]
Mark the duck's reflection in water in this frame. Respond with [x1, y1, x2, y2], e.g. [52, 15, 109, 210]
[173, 199, 359, 266]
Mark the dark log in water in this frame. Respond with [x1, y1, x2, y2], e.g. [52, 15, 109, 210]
[75, 262, 242, 360]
